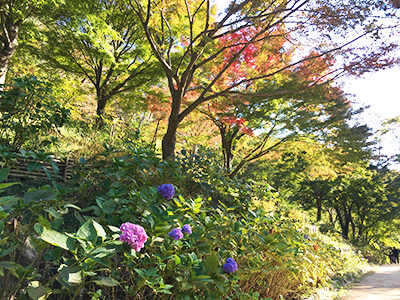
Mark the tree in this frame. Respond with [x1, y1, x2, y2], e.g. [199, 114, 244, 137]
[27, 0, 160, 119]
[0, 0, 63, 84]
[329, 167, 400, 240]
[129, 0, 400, 160]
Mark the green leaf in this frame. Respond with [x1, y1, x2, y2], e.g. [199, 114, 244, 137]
[30, 237, 50, 254]
[27, 161, 43, 173]
[50, 159, 59, 174]
[0, 195, 18, 206]
[134, 268, 145, 277]
[43, 207, 61, 219]
[0, 211, 7, 219]
[92, 220, 107, 239]
[40, 226, 77, 252]
[0, 168, 10, 181]
[24, 189, 56, 204]
[91, 276, 119, 286]
[0, 182, 20, 190]
[108, 225, 120, 232]
[59, 264, 82, 284]
[76, 220, 97, 244]
[64, 204, 81, 210]
[42, 166, 52, 179]
[0, 243, 19, 258]
[8, 263, 26, 280]
[0, 261, 18, 268]
[26, 282, 52, 300]
[174, 254, 181, 265]
[85, 254, 111, 267]
[204, 253, 219, 274]
[37, 216, 51, 228]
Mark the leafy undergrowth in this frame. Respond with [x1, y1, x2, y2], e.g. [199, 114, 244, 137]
[0, 145, 369, 300]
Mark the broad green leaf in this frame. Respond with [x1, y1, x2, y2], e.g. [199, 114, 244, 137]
[91, 276, 119, 286]
[30, 237, 50, 254]
[50, 159, 59, 175]
[0, 211, 7, 219]
[24, 189, 56, 204]
[0, 243, 19, 258]
[40, 226, 77, 252]
[204, 253, 219, 274]
[59, 264, 82, 284]
[0, 261, 18, 268]
[27, 161, 43, 173]
[37, 216, 51, 228]
[0, 168, 10, 181]
[76, 220, 97, 244]
[108, 225, 120, 232]
[92, 220, 107, 239]
[174, 254, 181, 265]
[26, 281, 52, 300]
[0, 195, 18, 206]
[42, 166, 52, 179]
[0, 182, 20, 190]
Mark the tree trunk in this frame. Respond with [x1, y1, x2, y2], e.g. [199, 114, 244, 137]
[162, 125, 177, 160]
[162, 93, 181, 160]
[315, 188, 322, 222]
[96, 97, 108, 117]
[0, 20, 21, 85]
[220, 125, 235, 170]
[328, 208, 334, 223]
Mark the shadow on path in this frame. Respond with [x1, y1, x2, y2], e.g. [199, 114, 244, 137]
[341, 264, 400, 300]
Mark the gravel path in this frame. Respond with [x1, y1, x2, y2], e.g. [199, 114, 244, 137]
[341, 264, 400, 300]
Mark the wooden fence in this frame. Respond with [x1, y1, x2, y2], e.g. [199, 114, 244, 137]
[8, 156, 74, 180]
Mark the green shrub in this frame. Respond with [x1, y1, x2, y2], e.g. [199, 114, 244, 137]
[0, 76, 70, 150]
[0, 143, 370, 300]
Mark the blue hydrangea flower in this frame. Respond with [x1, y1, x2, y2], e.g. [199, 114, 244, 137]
[168, 228, 183, 240]
[223, 258, 238, 274]
[182, 224, 192, 235]
[157, 184, 175, 199]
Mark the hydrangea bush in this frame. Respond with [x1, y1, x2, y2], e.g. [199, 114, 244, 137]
[0, 147, 370, 300]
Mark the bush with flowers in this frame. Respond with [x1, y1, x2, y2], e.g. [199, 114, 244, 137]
[0, 144, 370, 300]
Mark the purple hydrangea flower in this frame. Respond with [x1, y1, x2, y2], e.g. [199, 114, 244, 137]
[223, 258, 238, 274]
[182, 224, 192, 235]
[168, 228, 183, 240]
[119, 222, 148, 252]
[157, 184, 175, 200]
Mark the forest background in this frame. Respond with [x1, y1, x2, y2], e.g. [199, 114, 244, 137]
[1, 0, 400, 299]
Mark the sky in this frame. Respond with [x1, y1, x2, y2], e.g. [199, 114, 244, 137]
[342, 67, 400, 160]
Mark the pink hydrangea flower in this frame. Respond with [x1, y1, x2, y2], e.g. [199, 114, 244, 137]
[119, 222, 148, 252]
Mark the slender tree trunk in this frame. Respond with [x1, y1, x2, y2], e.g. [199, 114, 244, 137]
[315, 189, 322, 222]
[343, 212, 352, 239]
[328, 208, 334, 223]
[0, 20, 21, 85]
[220, 125, 235, 170]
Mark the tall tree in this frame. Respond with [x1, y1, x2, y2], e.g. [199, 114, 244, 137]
[0, 0, 62, 84]
[27, 0, 159, 119]
[329, 167, 400, 240]
[129, 0, 400, 160]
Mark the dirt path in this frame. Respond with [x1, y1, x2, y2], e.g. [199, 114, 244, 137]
[341, 264, 400, 300]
